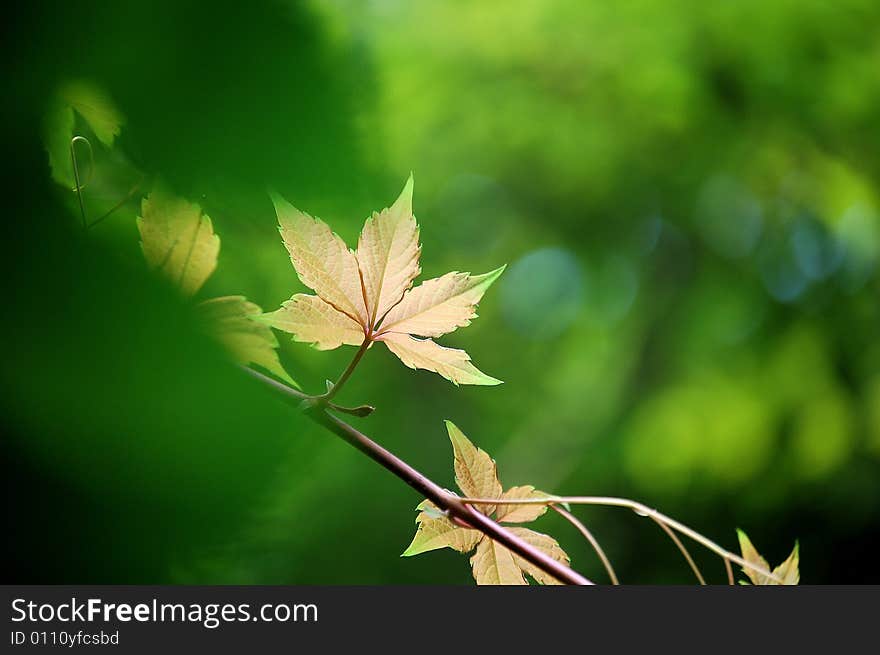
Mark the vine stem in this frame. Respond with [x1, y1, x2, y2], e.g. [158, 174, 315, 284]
[459, 495, 782, 584]
[243, 367, 593, 586]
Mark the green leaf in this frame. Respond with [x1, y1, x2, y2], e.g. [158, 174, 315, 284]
[402, 501, 480, 557]
[197, 296, 296, 387]
[43, 80, 124, 189]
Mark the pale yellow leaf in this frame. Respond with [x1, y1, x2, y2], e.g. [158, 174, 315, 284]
[378, 266, 505, 338]
[508, 527, 571, 585]
[772, 543, 800, 585]
[403, 427, 574, 586]
[737, 530, 772, 584]
[401, 501, 480, 557]
[262, 294, 364, 351]
[137, 188, 220, 297]
[197, 296, 295, 385]
[470, 536, 526, 585]
[356, 175, 421, 327]
[271, 192, 367, 326]
[445, 421, 502, 515]
[495, 485, 549, 523]
[380, 333, 502, 386]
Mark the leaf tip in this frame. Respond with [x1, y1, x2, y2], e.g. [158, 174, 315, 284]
[444, 420, 466, 445]
[392, 173, 415, 214]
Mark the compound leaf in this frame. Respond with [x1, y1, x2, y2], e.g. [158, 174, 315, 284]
[405, 422, 572, 585]
[268, 176, 504, 386]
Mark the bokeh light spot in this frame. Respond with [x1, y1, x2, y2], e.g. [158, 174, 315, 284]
[500, 247, 584, 340]
[791, 389, 855, 479]
[695, 175, 764, 259]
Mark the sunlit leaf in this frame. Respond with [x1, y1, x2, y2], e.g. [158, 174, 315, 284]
[137, 188, 220, 297]
[772, 543, 800, 585]
[737, 530, 772, 585]
[380, 333, 501, 386]
[508, 527, 570, 585]
[496, 485, 549, 523]
[268, 176, 504, 385]
[378, 266, 505, 338]
[470, 536, 526, 585]
[262, 294, 364, 351]
[737, 529, 799, 585]
[446, 421, 502, 513]
[272, 191, 367, 326]
[357, 174, 421, 326]
[401, 501, 481, 557]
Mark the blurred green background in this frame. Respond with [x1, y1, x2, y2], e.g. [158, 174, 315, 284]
[4, 0, 880, 584]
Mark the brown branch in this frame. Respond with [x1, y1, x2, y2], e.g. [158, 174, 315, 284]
[243, 367, 593, 586]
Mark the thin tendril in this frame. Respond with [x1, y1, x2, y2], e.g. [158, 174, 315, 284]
[457, 495, 783, 584]
[649, 515, 706, 585]
[70, 136, 93, 229]
[550, 505, 619, 584]
[87, 177, 143, 229]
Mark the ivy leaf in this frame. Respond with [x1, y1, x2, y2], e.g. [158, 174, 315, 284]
[402, 422, 570, 585]
[197, 296, 296, 386]
[43, 80, 124, 188]
[265, 176, 504, 386]
[137, 188, 220, 298]
[737, 529, 800, 585]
